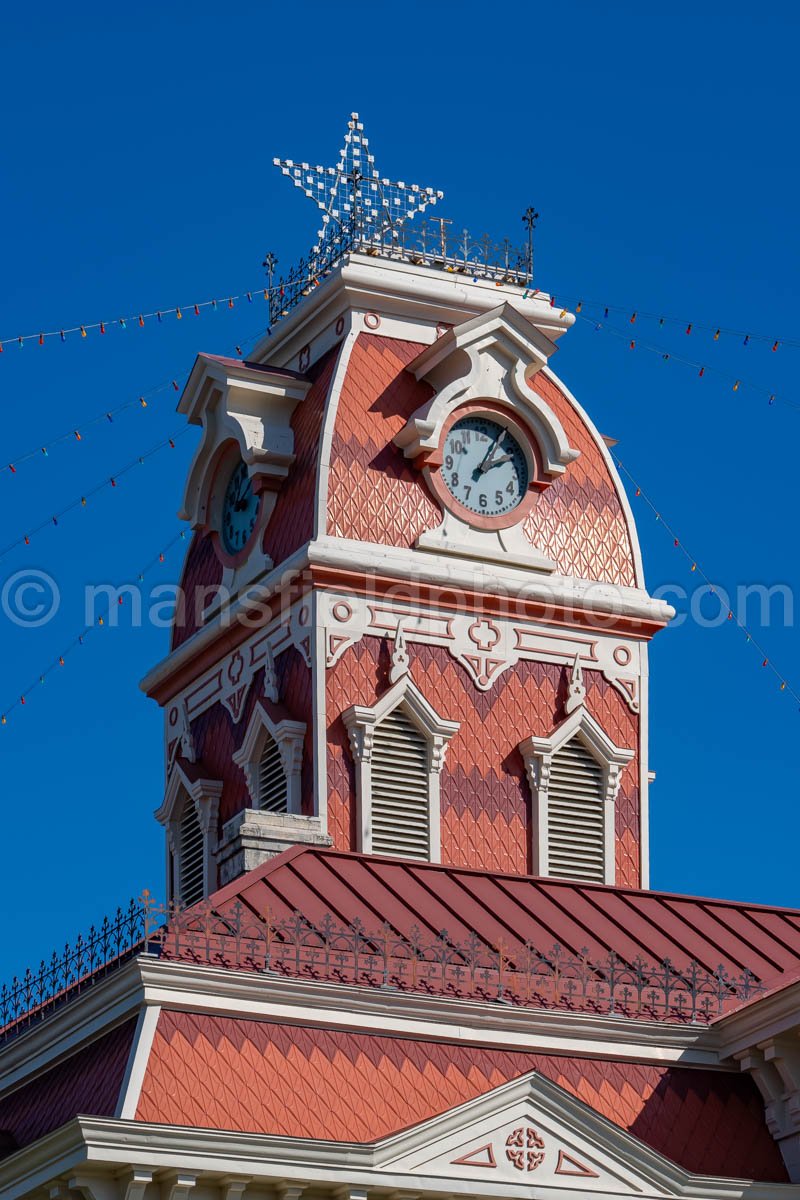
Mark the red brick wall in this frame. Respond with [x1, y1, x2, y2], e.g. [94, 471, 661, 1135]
[263, 346, 338, 562]
[171, 531, 223, 650]
[134, 1012, 786, 1182]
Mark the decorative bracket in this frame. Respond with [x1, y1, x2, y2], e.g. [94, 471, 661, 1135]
[178, 355, 311, 531]
[395, 303, 578, 480]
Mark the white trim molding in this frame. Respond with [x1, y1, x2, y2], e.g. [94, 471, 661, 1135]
[232, 701, 306, 815]
[393, 304, 579, 573]
[178, 355, 311, 529]
[343, 673, 459, 860]
[395, 303, 577, 480]
[519, 703, 634, 885]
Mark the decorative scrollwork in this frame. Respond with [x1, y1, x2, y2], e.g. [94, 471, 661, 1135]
[151, 902, 764, 1026]
[268, 215, 534, 332]
[0, 893, 767, 1044]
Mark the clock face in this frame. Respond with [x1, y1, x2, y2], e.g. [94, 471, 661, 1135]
[440, 415, 529, 517]
[221, 459, 259, 554]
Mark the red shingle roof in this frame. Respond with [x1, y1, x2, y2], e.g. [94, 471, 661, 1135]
[0, 1018, 136, 1156]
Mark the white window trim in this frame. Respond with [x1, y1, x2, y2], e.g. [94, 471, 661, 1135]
[519, 707, 634, 886]
[232, 701, 306, 815]
[155, 763, 224, 903]
[342, 674, 459, 862]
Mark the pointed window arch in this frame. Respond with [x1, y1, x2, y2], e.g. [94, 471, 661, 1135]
[178, 794, 205, 907]
[232, 703, 306, 814]
[520, 708, 633, 885]
[155, 763, 223, 906]
[343, 675, 459, 861]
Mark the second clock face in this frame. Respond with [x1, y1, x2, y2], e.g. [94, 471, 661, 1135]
[221, 459, 259, 554]
[440, 415, 529, 517]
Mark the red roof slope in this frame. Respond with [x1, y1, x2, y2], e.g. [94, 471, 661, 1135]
[136, 1011, 787, 1182]
[0, 1018, 136, 1157]
[200, 846, 800, 988]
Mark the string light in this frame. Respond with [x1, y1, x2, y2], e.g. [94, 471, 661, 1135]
[0, 429, 190, 561]
[577, 314, 800, 415]
[0, 375, 178, 478]
[16, 277, 795, 362]
[0, 273, 319, 353]
[0, 531, 185, 727]
[616, 456, 800, 706]
[561, 297, 800, 351]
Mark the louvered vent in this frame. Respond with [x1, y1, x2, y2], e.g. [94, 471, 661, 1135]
[178, 796, 205, 907]
[258, 734, 288, 813]
[371, 708, 430, 860]
[547, 739, 606, 883]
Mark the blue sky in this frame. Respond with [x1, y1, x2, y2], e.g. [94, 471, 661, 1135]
[1, 1, 799, 980]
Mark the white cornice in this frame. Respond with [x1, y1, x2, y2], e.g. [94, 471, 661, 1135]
[2, 1106, 795, 1200]
[307, 537, 673, 627]
[0, 961, 144, 1098]
[138, 543, 311, 698]
[140, 533, 671, 703]
[248, 254, 574, 370]
[135, 957, 721, 1063]
[715, 981, 800, 1059]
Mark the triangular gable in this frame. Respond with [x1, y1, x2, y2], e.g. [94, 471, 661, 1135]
[376, 1071, 692, 1196]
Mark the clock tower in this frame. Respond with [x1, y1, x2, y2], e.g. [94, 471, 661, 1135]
[141, 114, 671, 905]
[10, 114, 800, 1200]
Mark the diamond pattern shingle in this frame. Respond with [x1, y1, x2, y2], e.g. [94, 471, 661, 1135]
[326, 636, 641, 884]
[0, 1018, 136, 1153]
[326, 332, 637, 586]
[135, 1012, 786, 1182]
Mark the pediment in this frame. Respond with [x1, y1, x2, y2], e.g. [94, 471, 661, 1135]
[376, 1072, 685, 1196]
[395, 303, 578, 480]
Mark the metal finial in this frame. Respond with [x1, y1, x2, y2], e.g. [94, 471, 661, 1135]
[262, 252, 278, 289]
[522, 206, 540, 283]
[430, 216, 452, 258]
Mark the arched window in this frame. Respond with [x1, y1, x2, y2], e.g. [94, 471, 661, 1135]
[546, 737, 606, 882]
[520, 708, 633, 886]
[177, 793, 205, 906]
[258, 731, 288, 813]
[232, 704, 306, 814]
[370, 706, 431, 859]
[155, 764, 223, 908]
[344, 674, 459, 862]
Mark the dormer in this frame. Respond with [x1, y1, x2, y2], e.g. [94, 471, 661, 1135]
[178, 354, 312, 598]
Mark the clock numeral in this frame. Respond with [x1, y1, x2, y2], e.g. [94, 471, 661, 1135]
[495, 490, 504, 507]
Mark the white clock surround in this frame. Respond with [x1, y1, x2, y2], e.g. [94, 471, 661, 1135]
[178, 354, 311, 599]
[394, 303, 580, 571]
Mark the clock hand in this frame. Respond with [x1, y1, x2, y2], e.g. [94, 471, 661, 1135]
[478, 432, 503, 473]
[483, 452, 513, 469]
[479, 433, 510, 474]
